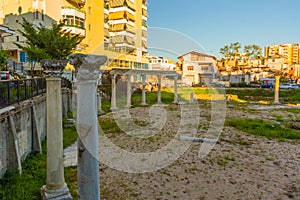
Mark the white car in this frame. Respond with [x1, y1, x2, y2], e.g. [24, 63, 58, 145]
[279, 83, 292, 89]
[291, 84, 299, 89]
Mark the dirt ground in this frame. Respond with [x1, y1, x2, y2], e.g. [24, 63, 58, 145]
[65, 102, 300, 200]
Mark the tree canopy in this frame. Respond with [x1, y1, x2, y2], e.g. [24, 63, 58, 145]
[0, 49, 9, 71]
[220, 42, 262, 60]
[15, 18, 83, 61]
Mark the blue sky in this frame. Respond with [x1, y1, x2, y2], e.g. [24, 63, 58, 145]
[147, 0, 300, 59]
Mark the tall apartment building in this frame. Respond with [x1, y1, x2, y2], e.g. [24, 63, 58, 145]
[0, 0, 148, 69]
[265, 43, 300, 65]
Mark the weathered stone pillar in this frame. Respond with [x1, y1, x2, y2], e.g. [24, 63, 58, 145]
[157, 75, 162, 104]
[141, 74, 147, 106]
[274, 75, 280, 104]
[174, 75, 178, 104]
[69, 54, 107, 200]
[97, 93, 105, 115]
[125, 74, 132, 108]
[110, 74, 118, 111]
[190, 93, 195, 104]
[40, 60, 72, 200]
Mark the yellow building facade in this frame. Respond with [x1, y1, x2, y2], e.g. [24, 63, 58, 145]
[0, 0, 148, 69]
[265, 43, 300, 65]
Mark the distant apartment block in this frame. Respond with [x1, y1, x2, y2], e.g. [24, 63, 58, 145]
[265, 43, 300, 65]
[0, 0, 149, 70]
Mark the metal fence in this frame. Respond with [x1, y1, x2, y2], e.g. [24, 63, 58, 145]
[0, 77, 72, 109]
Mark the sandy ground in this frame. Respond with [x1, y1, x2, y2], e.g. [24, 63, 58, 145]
[64, 102, 300, 200]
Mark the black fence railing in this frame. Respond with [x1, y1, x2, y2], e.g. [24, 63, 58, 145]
[0, 77, 72, 109]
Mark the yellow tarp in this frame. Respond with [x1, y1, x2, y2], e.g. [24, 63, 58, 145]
[109, 0, 124, 8]
[109, 12, 124, 20]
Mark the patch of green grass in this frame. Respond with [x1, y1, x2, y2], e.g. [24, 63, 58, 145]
[271, 114, 284, 122]
[225, 88, 300, 104]
[226, 118, 300, 140]
[101, 90, 175, 113]
[99, 118, 122, 134]
[0, 123, 78, 200]
[65, 167, 78, 199]
[63, 125, 77, 149]
[0, 143, 47, 200]
[277, 108, 300, 114]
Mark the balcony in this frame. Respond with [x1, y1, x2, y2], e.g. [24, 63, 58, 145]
[109, 0, 135, 11]
[62, 25, 85, 37]
[142, 9, 147, 17]
[110, 23, 135, 32]
[110, 30, 135, 38]
[109, 11, 135, 21]
[110, 35, 135, 45]
[61, 6, 85, 18]
[142, 40, 148, 49]
[142, 4, 147, 10]
[61, 7, 85, 37]
[66, 0, 85, 8]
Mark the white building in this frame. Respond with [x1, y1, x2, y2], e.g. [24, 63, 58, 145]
[177, 51, 217, 86]
[147, 56, 175, 70]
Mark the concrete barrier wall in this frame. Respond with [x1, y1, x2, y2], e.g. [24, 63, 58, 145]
[0, 89, 73, 177]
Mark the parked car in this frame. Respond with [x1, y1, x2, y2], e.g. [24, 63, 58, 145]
[291, 84, 299, 89]
[0, 71, 11, 80]
[260, 83, 273, 88]
[279, 83, 292, 89]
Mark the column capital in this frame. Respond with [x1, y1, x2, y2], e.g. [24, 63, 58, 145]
[41, 59, 67, 77]
[68, 54, 107, 81]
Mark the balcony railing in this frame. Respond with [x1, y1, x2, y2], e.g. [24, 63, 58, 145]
[0, 77, 72, 109]
[62, 25, 86, 37]
[66, 0, 85, 8]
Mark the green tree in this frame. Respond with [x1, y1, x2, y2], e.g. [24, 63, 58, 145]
[230, 42, 241, 54]
[15, 18, 83, 61]
[220, 45, 230, 58]
[220, 42, 242, 59]
[244, 44, 262, 59]
[0, 49, 9, 71]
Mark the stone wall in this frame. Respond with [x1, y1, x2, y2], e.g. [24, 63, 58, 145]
[0, 89, 73, 177]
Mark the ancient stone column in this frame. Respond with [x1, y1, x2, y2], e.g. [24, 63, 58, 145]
[110, 73, 118, 111]
[274, 75, 280, 104]
[40, 60, 72, 200]
[97, 93, 105, 116]
[141, 74, 148, 106]
[69, 54, 107, 200]
[174, 75, 178, 104]
[157, 75, 162, 104]
[125, 74, 132, 108]
[190, 93, 195, 104]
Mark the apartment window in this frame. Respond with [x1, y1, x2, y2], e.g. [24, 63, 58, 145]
[33, 10, 39, 20]
[16, 36, 19, 42]
[88, 7, 92, 15]
[89, 24, 92, 31]
[63, 15, 85, 29]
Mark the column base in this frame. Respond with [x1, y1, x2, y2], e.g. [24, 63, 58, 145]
[110, 107, 118, 111]
[41, 184, 72, 200]
[141, 103, 148, 106]
[98, 110, 105, 116]
[273, 102, 281, 105]
[124, 105, 132, 109]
